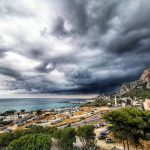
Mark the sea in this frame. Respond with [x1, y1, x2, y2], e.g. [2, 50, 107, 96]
[0, 98, 86, 113]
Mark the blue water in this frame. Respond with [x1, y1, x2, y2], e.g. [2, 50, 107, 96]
[0, 98, 85, 113]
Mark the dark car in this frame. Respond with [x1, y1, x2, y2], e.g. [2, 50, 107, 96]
[98, 134, 107, 139]
[17, 122, 24, 126]
[105, 138, 116, 143]
[25, 125, 33, 128]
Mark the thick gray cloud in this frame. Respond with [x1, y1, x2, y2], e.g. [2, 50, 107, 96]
[0, 0, 150, 95]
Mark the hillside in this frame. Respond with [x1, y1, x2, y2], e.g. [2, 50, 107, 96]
[123, 88, 150, 99]
[120, 68, 150, 99]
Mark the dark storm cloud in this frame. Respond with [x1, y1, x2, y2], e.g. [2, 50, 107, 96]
[29, 49, 44, 59]
[45, 0, 88, 37]
[121, 0, 150, 34]
[62, 0, 88, 34]
[0, 67, 23, 81]
[36, 61, 55, 73]
[51, 17, 68, 37]
[89, 0, 120, 34]
[66, 64, 143, 94]
[0, 49, 6, 58]
[0, 0, 150, 95]
[108, 30, 150, 54]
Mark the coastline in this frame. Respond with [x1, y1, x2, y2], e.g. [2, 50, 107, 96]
[0, 98, 88, 114]
[0, 97, 111, 133]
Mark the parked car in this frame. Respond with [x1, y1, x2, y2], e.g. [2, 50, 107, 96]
[94, 124, 100, 128]
[105, 138, 116, 143]
[40, 120, 48, 123]
[51, 121, 58, 125]
[98, 134, 107, 139]
[25, 124, 36, 128]
[65, 124, 71, 128]
[99, 122, 107, 127]
[103, 129, 111, 134]
[98, 129, 111, 140]
[17, 122, 24, 126]
[34, 116, 40, 120]
[4, 129, 12, 133]
[99, 123, 105, 127]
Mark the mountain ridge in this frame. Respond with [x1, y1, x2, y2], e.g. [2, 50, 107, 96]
[120, 68, 150, 95]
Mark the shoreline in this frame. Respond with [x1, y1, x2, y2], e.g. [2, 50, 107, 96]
[0, 103, 111, 133]
[0, 98, 88, 114]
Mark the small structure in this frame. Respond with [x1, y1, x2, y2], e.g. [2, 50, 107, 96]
[143, 99, 150, 111]
[132, 101, 142, 107]
[121, 103, 126, 107]
[114, 96, 117, 107]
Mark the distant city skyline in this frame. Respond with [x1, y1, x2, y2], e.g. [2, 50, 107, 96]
[0, 0, 150, 96]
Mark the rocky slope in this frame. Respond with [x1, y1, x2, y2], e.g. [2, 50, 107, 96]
[120, 68, 150, 95]
[140, 68, 150, 88]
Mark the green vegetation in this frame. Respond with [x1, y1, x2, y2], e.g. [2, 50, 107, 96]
[105, 108, 150, 150]
[21, 109, 26, 113]
[77, 125, 98, 150]
[0, 126, 57, 148]
[36, 109, 43, 115]
[84, 99, 114, 107]
[1, 110, 16, 116]
[0, 125, 97, 150]
[123, 88, 150, 99]
[1, 108, 150, 150]
[54, 127, 76, 150]
[7, 134, 52, 150]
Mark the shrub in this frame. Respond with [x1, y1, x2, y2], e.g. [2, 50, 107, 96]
[7, 134, 52, 150]
[0, 126, 57, 148]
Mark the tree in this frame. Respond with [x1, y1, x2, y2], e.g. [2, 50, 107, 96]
[104, 108, 145, 150]
[7, 134, 52, 150]
[21, 109, 25, 114]
[0, 126, 57, 148]
[54, 127, 76, 150]
[77, 125, 98, 150]
[142, 111, 150, 140]
[36, 109, 43, 115]
[2, 110, 16, 116]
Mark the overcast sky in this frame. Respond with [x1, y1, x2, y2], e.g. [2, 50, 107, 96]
[0, 0, 150, 96]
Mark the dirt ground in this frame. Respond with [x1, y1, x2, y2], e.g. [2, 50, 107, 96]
[94, 128, 140, 150]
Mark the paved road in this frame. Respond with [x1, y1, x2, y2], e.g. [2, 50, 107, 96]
[58, 112, 102, 129]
